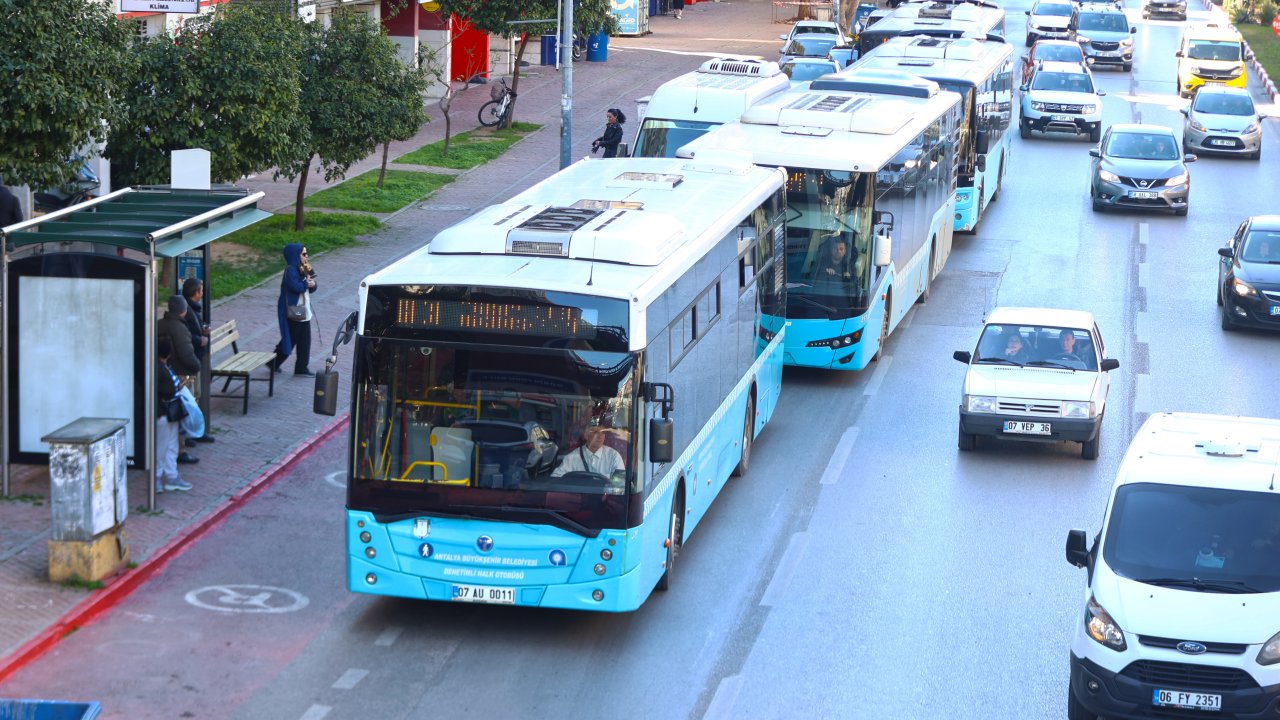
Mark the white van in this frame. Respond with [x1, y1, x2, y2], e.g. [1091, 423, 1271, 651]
[1065, 412, 1280, 720]
[630, 58, 790, 158]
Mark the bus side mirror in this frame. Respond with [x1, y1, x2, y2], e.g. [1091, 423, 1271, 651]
[975, 129, 990, 155]
[975, 154, 987, 172]
[1066, 529, 1091, 569]
[874, 230, 892, 267]
[314, 370, 339, 416]
[649, 417, 673, 463]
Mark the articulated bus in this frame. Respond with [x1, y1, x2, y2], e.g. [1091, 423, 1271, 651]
[631, 58, 790, 158]
[330, 154, 788, 611]
[851, 34, 1015, 232]
[856, 0, 1008, 56]
[678, 68, 963, 371]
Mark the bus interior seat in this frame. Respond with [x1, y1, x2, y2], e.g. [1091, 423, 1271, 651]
[403, 421, 435, 479]
[430, 426, 474, 483]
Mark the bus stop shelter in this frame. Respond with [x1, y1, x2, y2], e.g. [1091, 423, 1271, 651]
[0, 186, 272, 508]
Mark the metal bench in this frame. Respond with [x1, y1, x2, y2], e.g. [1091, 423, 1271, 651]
[209, 319, 276, 414]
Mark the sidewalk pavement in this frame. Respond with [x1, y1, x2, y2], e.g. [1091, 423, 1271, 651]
[0, 0, 785, 685]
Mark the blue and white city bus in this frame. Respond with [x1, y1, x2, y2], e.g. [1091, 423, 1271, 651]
[333, 154, 788, 611]
[679, 68, 963, 371]
[852, 34, 1016, 232]
[855, 0, 1008, 56]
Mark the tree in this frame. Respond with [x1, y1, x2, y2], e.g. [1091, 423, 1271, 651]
[372, 47, 432, 189]
[433, 0, 619, 129]
[107, 3, 306, 187]
[0, 0, 133, 189]
[276, 12, 406, 230]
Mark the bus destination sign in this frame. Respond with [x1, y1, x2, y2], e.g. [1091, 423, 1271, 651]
[396, 299, 598, 338]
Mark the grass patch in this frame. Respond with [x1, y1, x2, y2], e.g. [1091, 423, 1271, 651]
[60, 576, 105, 591]
[1241, 23, 1280, 83]
[133, 504, 165, 517]
[396, 122, 541, 170]
[305, 169, 457, 213]
[210, 212, 380, 298]
[1, 493, 44, 506]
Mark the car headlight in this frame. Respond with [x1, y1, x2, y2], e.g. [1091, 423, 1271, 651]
[1259, 629, 1280, 666]
[1233, 278, 1258, 297]
[1099, 169, 1120, 183]
[1189, 119, 1207, 132]
[1077, 35, 1092, 44]
[1063, 401, 1093, 419]
[1085, 595, 1127, 651]
[1121, 38, 1133, 47]
[1167, 172, 1188, 186]
[1081, 104, 1097, 114]
[965, 395, 997, 413]
[1030, 101, 1048, 111]
[1227, 66, 1243, 77]
[1243, 122, 1259, 134]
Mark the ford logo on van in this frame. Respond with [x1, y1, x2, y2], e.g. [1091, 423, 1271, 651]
[1176, 641, 1207, 655]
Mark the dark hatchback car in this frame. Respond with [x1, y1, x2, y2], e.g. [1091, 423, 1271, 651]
[1090, 124, 1195, 216]
[1218, 215, 1280, 331]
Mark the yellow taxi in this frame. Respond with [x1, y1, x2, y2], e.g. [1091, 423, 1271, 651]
[1176, 22, 1247, 98]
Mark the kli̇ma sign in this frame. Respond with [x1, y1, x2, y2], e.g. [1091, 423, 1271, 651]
[120, 0, 199, 12]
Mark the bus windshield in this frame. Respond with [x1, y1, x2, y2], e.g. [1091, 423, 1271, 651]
[782, 169, 874, 319]
[349, 341, 637, 533]
[633, 118, 718, 158]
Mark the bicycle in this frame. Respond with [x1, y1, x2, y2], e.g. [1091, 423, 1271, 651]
[478, 77, 516, 128]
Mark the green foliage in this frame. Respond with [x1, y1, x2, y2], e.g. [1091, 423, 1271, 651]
[305, 170, 456, 213]
[0, 0, 134, 188]
[211, 212, 379, 297]
[0, 493, 44, 506]
[1240, 23, 1280, 81]
[434, 0, 619, 38]
[59, 576, 105, 591]
[1258, 0, 1278, 23]
[396, 123, 541, 169]
[108, 3, 306, 187]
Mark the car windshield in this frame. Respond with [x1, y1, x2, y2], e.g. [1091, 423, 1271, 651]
[1036, 44, 1084, 63]
[783, 61, 836, 81]
[785, 37, 839, 57]
[974, 324, 1097, 369]
[1103, 483, 1280, 593]
[797, 24, 839, 35]
[1187, 40, 1242, 61]
[1193, 92, 1254, 116]
[1078, 13, 1127, 32]
[1035, 2, 1074, 15]
[1106, 132, 1179, 160]
[1242, 230, 1280, 263]
[1031, 71, 1094, 93]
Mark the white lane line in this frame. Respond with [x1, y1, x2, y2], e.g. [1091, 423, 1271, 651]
[1139, 222, 1149, 246]
[374, 626, 403, 647]
[299, 705, 331, 720]
[1135, 308, 1149, 347]
[761, 532, 810, 608]
[704, 675, 745, 720]
[332, 668, 369, 690]
[820, 427, 860, 486]
[863, 355, 893, 397]
[1138, 261, 1149, 290]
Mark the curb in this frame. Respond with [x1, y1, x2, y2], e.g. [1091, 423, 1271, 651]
[0, 412, 350, 686]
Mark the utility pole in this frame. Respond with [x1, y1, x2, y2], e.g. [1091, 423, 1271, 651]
[560, 0, 574, 169]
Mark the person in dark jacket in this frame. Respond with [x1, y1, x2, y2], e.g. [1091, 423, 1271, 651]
[270, 243, 318, 376]
[181, 277, 209, 361]
[158, 295, 201, 377]
[591, 109, 627, 159]
[0, 177, 23, 227]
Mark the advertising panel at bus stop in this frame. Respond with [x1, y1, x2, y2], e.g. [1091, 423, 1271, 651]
[612, 0, 648, 36]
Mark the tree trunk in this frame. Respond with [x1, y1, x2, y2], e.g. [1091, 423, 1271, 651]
[377, 142, 389, 189]
[505, 34, 532, 130]
[293, 157, 312, 232]
[440, 94, 453, 156]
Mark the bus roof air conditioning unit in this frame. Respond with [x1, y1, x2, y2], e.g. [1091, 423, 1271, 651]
[506, 207, 602, 256]
[699, 58, 783, 77]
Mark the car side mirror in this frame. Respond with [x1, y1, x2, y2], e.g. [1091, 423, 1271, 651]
[779, 34, 788, 40]
[1065, 529, 1091, 569]
[953, 350, 972, 364]
[1097, 89, 1106, 96]
[1089, 148, 1101, 158]
[1180, 107, 1189, 116]
[1129, 26, 1136, 33]
[1025, 9, 1031, 14]
[1100, 358, 1120, 372]
[1020, 84, 1029, 92]
[1175, 51, 1183, 57]
[1218, 246, 1234, 259]
[1184, 153, 1197, 163]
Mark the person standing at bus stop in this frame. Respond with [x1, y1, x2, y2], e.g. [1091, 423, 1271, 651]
[591, 109, 627, 158]
[672, 0, 684, 19]
[270, 243, 318, 376]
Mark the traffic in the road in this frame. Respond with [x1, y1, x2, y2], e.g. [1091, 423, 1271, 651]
[1, 0, 1278, 717]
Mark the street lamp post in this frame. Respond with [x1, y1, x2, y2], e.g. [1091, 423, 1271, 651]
[560, 0, 574, 169]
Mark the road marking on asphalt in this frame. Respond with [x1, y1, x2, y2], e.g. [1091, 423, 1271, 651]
[704, 675, 745, 720]
[332, 668, 369, 690]
[1139, 222, 1149, 246]
[819, 427, 859, 486]
[1135, 372, 1153, 416]
[863, 355, 893, 397]
[299, 705, 331, 720]
[325, 470, 347, 489]
[374, 626, 404, 647]
[761, 532, 810, 608]
[184, 585, 310, 614]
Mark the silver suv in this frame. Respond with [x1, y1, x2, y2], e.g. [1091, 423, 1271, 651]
[1069, 3, 1135, 71]
[1019, 61, 1106, 142]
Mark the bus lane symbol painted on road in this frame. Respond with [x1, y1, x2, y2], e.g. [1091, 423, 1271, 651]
[185, 585, 310, 614]
[325, 470, 347, 489]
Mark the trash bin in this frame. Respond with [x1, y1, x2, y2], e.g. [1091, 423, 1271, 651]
[539, 34, 558, 66]
[586, 32, 609, 62]
[0, 698, 103, 719]
[41, 417, 130, 583]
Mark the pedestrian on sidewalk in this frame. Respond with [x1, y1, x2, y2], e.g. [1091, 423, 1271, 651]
[0, 176, 23, 227]
[182, 278, 211, 363]
[157, 294, 202, 463]
[270, 243, 318, 377]
[591, 109, 627, 158]
[156, 336, 193, 493]
[673, 0, 684, 19]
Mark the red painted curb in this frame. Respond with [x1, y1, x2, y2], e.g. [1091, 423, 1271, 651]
[0, 413, 350, 686]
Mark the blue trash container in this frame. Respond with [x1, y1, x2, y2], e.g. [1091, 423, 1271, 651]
[539, 34, 558, 66]
[0, 699, 103, 720]
[586, 32, 609, 62]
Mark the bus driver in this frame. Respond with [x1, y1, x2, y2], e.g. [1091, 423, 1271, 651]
[552, 423, 626, 478]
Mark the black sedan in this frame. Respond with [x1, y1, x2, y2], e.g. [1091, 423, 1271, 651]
[1218, 215, 1280, 331]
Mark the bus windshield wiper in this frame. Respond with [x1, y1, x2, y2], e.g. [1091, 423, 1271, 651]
[373, 508, 482, 524]
[788, 293, 837, 318]
[1136, 576, 1263, 594]
[453, 504, 600, 538]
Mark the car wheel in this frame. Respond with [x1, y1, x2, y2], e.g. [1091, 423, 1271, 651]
[1091, 195, 1103, 212]
[1088, 125, 1101, 143]
[1068, 679, 1098, 720]
[1216, 281, 1223, 307]
[1221, 299, 1237, 331]
[958, 421, 976, 452]
[1019, 121, 1031, 139]
[1081, 427, 1100, 460]
[1122, 62, 1132, 72]
[1251, 147, 1262, 161]
[1175, 204, 1188, 217]
[1026, 33, 1035, 47]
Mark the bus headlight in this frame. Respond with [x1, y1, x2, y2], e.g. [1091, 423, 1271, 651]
[1085, 595, 1127, 651]
[1062, 401, 1093, 419]
[1258, 629, 1280, 665]
[965, 395, 996, 413]
[807, 330, 862, 348]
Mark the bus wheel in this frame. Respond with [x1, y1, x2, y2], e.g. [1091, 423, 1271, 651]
[916, 250, 934, 304]
[732, 391, 755, 477]
[871, 299, 890, 362]
[991, 161, 1005, 202]
[656, 489, 684, 591]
